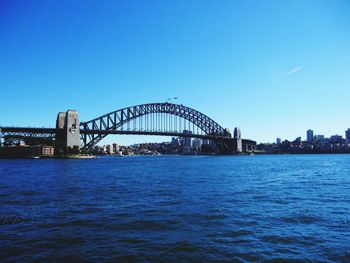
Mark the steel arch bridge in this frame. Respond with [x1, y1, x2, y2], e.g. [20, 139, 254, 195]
[0, 102, 256, 154]
[80, 102, 232, 151]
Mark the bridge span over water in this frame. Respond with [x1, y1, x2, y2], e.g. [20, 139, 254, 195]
[0, 102, 256, 154]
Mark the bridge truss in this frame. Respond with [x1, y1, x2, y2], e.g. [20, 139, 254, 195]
[80, 103, 231, 150]
[0, 127, 57, 139]
[0, 127, 57, 146]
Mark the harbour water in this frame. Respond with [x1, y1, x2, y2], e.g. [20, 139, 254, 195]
[1, 154, 350, 262]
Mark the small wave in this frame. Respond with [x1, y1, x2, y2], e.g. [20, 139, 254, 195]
[223, 230, 254, 237]
[158, 200, 182, 206]
[164, 241, 202, 253]
[265, 257, 310, 263]
[0, 216, 27, 225]
[117, 238, 147, 244]
[56, 219, 96, 228]
[107, 219, 179, 232]
[20, 191, 42, 196]
[46, 236, 85, 246]
[262, 235, 299, 245]
[281, 214, 321, 225]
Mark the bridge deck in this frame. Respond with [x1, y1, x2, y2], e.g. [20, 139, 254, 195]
[0, 127, 58, 134]
[0, 127, 256, 145]
[0, 127, 227, 140]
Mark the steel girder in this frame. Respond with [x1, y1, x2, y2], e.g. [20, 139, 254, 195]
[80, 103, 231, 150]
[0, 127, 57, 139]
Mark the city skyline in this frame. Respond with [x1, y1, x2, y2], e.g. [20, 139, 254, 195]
[91, 126, 350, 146]
[1, 1, 349, 145]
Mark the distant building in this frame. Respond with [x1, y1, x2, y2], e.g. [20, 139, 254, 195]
[276, 138, 281, 145]
[113, 143, 120, 154]
[293, 137, 302, 145]
[307, 129, 314, 144]
[106, 144, 114, 154]
[192, 138, 202, 150]
[0, 145, 54, 158]
[171, 137, 180, 146]
[42, 146, 55, 156]
[182, 130, 192, 147]
[329, 135, 343, 144]
[314, 135, 325, 143]
[346, 129, 350, 143]
[202, 139, 210, 145]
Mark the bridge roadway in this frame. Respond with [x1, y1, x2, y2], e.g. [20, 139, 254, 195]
[0, 126, 257, 151]
[0, 127, 57, 133]
[0, 126, 229, 140]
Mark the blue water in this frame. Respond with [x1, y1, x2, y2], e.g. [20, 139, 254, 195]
[1, 155, 350, 262]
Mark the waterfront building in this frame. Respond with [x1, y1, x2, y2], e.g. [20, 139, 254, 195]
[314, 135, 325, 143]
[202, 139, 210, 145]
[171, 137, 180, 146]
[0, 145, 54, 158]
[106, 144, 114, 154]
[307, 129, 314, 144]
[293, 137, 302, 145]
[329, 135, 343, 144]
[182, 130, 193, 147]
[192, 138, 202, 150]
[113, 143, 119, 154]
[346, 129, 350, 143]
[276, 138, 281, 145]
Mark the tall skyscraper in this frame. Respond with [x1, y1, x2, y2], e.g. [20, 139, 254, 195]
[307, 129, 314, 143]
[346, 128, 350, 143]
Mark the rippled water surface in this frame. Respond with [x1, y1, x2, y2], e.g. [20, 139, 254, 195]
[1, 154, 350, 262]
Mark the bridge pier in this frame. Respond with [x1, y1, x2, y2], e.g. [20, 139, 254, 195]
[216, 127, 257, 154]
[218, 137, 243, 154]
[56, 110, 80, 153]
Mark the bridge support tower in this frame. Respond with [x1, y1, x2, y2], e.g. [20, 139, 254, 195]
[55, 110, 80, 153]
[233, 127, 242, 153]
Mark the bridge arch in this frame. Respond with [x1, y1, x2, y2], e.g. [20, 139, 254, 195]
[80, 103, 231, 150]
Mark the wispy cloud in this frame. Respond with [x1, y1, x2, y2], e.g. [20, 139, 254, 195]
[285, 65, 303, 76]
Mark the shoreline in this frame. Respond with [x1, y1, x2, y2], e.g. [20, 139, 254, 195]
[1, 152, 350, 159]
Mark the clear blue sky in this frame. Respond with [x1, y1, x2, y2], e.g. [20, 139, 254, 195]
[1, 0, 349, 145]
